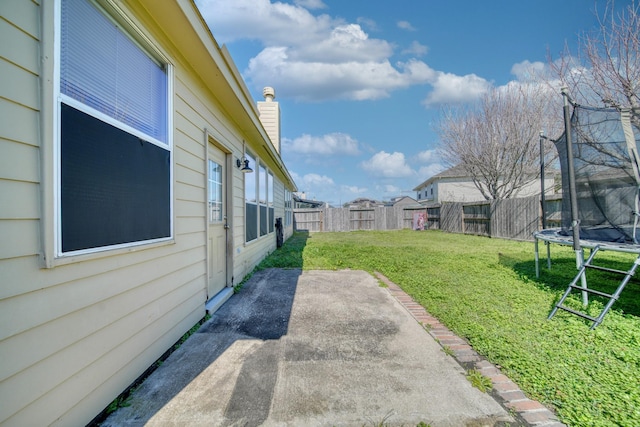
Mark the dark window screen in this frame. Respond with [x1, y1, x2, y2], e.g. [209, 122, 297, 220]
[260, 205, 268, 236]
[61, 103, 170, 252]
[246, 203, 257, 242]
[269, 207, 274, 233]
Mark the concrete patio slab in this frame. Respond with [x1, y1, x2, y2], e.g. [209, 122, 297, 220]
[102, 269, 514, 426]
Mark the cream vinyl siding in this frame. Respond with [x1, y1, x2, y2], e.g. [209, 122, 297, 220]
[274, 179, 295, 240]
[175, 72, 287, 280]
[1, 1, 295, 425]
[0, 0, 41, 262]
[435, 178, 553, 203]
[436, 179, 488, 202]
[0, 2, 203, 426]
[274, 179, 285, 225]
[416, 174, 555, 203]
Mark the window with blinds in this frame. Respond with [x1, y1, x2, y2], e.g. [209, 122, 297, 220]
[57, 0, 172, 255]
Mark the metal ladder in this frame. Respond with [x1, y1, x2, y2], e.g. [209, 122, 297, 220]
[548, 246, 640, 329]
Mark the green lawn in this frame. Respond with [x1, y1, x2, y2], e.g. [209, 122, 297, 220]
[258, 230, 640, 427]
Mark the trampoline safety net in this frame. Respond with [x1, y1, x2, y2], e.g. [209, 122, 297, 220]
[555, 106, 640, 244]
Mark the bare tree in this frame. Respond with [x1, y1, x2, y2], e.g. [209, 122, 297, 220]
[550, 1, 640, 120]
[437, 84, 558, 200]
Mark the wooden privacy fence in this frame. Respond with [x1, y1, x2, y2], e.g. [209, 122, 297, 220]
[294, 195, 558, 241]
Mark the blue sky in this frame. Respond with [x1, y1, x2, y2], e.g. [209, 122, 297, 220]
[195, 0, 615, 206]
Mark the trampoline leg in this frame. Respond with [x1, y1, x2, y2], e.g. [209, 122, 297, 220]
[534, 238, 540, 278]
[575, 249, 588, 306]
[546, 241, 551, 270]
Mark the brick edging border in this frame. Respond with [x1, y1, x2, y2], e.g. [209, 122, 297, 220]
[374, 272, 566, 427]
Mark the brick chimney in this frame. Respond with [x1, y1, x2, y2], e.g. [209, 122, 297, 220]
[257, 87, 280, 153]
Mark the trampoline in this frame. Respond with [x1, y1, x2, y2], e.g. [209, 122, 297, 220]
[534, 88, 640, 328]
[534, 228, 640, 274]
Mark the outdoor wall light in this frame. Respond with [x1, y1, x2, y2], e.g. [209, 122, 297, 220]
[236, 156, 253, 173]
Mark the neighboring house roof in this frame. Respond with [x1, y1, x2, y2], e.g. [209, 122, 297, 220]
[413, 165, 468, 191]
[387, 196, 421, 207]
[345, 197, 385, 208]
[293, 194, 325, 208]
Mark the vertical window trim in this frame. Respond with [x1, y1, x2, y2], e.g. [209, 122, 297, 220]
[268, 171, 274, 233]
[244, 150, 257, 243]
[53, 0, 174, 258]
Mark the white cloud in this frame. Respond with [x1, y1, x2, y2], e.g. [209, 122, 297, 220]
[402, 41, 428, 57]
[291, 24, 393, 63]
[290, 171, 335, 197]
[356, 17, 378, 32]
[195, 0, 335, 45]
[415, 149, 439, 163]
[196, 0, 491, 104]
[397, 20, 417, 31]
[283, 133, 361, 155]
[422, 72, 492, 106]
[511, 60, 547, 81]
[507, 60, 565, 103]
[398, 59, 439, 82]
[380, 184, 401, 193]
[413, 149, 445, 180]
[300, 173, 335, 186]
[293, 174, 368, 205]
[360, 151, 415, 178]
[293, 0, 327, 10]
[417, 163, 445, 179]
[247, 48, 434, 101]
[341, 185, 369, 195]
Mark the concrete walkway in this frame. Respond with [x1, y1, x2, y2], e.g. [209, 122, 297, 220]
[103, 269, 517, 426]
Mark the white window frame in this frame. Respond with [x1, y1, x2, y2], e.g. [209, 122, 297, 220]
[245, 153, 277, 243]
[53, 0, 174, 258]
[208, 160, 223, 223]
[268, 171, 274, 233]
[244, 151, 258, 243]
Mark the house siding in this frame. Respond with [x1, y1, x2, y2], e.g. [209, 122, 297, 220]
[0, 1, 295, 426]
[4, 86, 207, 427]
[416, 176, 555, 203]
[438, 179, 485, 202]
[173, 70, 283, 285]
[436, 178, 554, 202]
[0, 0, 41, 264]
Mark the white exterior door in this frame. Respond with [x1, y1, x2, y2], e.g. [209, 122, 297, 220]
[207, 146, 227, 298]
